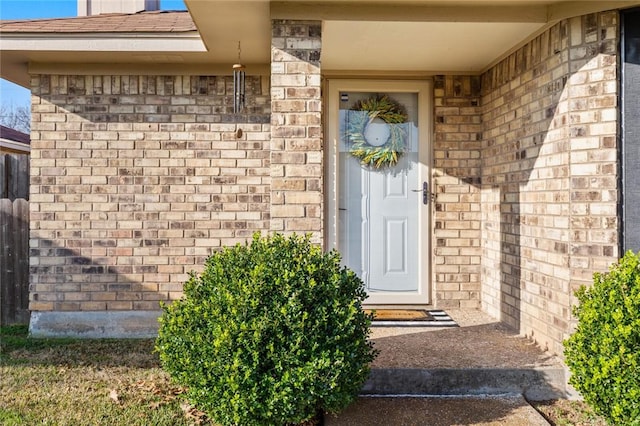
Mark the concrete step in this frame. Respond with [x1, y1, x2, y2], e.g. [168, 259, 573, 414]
[363, 367, 568, 401]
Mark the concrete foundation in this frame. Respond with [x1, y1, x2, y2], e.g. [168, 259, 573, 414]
[29, 311, 161, 338]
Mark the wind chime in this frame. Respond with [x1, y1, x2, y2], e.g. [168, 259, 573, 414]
[233, 41, 246, 113]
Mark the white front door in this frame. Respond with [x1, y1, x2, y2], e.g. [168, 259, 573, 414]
[327, 80, 432, 304]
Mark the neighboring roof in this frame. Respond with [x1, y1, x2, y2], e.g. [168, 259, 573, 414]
[0, 10, 196, 33]
[0, 126, 30, 145]
[0, 125, 30, 154]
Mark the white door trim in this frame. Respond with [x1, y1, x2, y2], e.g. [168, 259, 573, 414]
[325, 79, 433, 304]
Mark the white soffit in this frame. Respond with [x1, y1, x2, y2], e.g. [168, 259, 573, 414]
[186, 1, 271, 64]
[321, 21, 545, 72]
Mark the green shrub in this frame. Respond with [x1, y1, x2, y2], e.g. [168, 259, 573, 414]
[564, 251, 640, 425]
[156, 233, 377, 426]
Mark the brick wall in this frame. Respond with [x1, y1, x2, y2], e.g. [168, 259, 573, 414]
[432, 76, 483, 308]
[29, 75, 270, 312]
[270, 20, 324, 244]
[27, 14, 621, 346]
[480, 12, 619, 354]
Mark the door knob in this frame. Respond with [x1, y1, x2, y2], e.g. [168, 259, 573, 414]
[411, 182, 430, 205]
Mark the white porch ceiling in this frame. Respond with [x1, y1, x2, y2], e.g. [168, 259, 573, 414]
[321, 21, 544, 73]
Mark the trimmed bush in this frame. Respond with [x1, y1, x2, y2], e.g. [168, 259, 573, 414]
[156, 233, 377, 426]
[564, 251, 640, 425]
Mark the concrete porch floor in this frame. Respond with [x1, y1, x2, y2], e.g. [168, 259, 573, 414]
[363, 309, 570, 400]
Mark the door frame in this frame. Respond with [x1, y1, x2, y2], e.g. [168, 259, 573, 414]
[325, 79, 433, 304]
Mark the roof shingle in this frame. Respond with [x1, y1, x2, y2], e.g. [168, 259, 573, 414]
[0, 10, 196, 33]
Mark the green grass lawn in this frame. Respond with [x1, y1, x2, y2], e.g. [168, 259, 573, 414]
[0, 325, 208, 426]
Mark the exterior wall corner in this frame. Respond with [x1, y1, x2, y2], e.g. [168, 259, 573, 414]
[270, 19, 324, 245]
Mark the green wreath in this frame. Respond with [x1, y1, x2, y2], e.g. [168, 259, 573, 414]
[345, 95, 408, 168]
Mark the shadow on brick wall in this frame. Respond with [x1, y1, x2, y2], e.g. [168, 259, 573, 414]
[480, 14, 618, 347]
[29, 239, 160, 312]
[436, 13, 618, 351]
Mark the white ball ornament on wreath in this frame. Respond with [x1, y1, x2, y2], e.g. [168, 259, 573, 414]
[363, 117, 391, 147]
[345, 95, 408, 168]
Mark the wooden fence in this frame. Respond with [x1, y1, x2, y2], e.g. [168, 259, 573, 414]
[0, 199, 30, 325]
[1, 154, 30, 326]
[1, 154, 30, 200]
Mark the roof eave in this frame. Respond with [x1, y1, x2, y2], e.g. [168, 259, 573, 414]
[0, 31, 206, 52]
[0, 31, 209, 86]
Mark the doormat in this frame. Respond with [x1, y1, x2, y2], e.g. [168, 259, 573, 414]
[365, 309, 458, 327]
